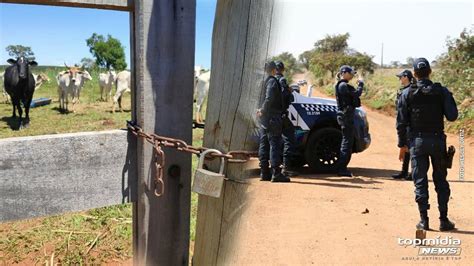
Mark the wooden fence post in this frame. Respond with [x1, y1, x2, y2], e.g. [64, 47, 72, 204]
[193, 0, 275, 265]
[132, 1, 196, 265]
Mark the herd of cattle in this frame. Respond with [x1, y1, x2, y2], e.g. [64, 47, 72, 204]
[0, 57, 211, 130]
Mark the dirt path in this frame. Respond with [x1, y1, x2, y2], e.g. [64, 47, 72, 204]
[229, 73, 473, 265]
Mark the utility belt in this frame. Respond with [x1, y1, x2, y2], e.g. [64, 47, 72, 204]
[409, 131, 455, 169]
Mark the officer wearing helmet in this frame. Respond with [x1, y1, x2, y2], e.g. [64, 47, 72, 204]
[392, 69, 415, 180]
[397, 57, 458, 231]
[274, 61, 298, 176]
[335, 65, 364, 177]
[257, 61, 291, 183]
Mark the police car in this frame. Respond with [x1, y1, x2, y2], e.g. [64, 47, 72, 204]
[286, 90, 371, 171]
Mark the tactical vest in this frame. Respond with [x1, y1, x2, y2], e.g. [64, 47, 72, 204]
[408, 83, 444, 132]
[335, 80, 361, 111]
[264, 76, 284, 115]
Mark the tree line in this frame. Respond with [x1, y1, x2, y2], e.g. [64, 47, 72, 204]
[5, 33, 127, 71]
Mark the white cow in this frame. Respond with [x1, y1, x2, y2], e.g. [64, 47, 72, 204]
[2, 72, 50, 103]
[1, 72, 7, 103]
[32, 73, 50, 91]
[99, 70, 117, 101]
[194, 70, 210, 123]
[56, 66, 92, 113]
[112, 70, 131, 113]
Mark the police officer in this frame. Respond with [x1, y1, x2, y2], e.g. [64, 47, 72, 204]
[397, 57, 458, 231]
[392, 70, 414, 180]
[257, 61, 291, 183]
[274, 61, 298, 176]
[335, 65, 364, 177]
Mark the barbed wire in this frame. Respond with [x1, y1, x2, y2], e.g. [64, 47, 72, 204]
[127, 121, 257, 196]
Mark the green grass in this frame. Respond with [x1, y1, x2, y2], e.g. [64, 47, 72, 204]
[0, 66, 206, 264]
[0, 68, 130, 138]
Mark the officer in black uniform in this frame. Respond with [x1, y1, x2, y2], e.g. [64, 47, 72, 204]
[257, 61, 290, 183]
[274, 61, 298, 176]
[392, 70, 414, 180]
[397, 57, 458, 231]
[335, 65, 364, 177]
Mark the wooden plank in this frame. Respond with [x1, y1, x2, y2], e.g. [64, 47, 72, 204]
[0, 0, 133, 11]
[132, 0, 195, 265]
[0, 130, 134, 222]
[193, 0, 274, 265]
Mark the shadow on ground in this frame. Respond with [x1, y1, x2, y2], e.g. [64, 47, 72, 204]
[1, 116, 19, 130]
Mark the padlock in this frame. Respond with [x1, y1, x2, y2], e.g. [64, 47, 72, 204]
[192, 149, 225, 198]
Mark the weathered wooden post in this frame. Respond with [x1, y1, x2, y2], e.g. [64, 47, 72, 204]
[0, 0, 196, 265]
[193, 0, 275, 264]
[131, 0, 195, 265]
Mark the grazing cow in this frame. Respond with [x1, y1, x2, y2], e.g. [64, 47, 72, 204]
[194, 70, 210, 123]
[1, 72, 49, 104]
[112, 70, 131, 113]
[99, 70, 117, 101]
[56, 64, 92, 113]
[3, 57, 38, 129]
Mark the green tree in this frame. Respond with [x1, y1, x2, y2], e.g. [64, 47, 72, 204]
[314, 33, 350, 53]
[80, 57, 96, 70]
[305, 33, 375, 78]
[86, 33, 127, 71]
[406, 57, 415, 67]
[299, 50, 314, 70]
[434, 28, 473, 103]
[272, 52, 301, 84]
[5, 45, 35, 60]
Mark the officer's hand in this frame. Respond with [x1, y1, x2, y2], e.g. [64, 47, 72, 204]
[357, 79, 364, 88]
[399, 146, 409, 161]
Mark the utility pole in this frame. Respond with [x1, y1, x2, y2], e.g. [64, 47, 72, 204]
[381, 42, 384, 68]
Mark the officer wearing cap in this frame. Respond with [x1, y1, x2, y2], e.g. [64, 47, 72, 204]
[397, 57, 458, 231]
[335, 65, 364, 177]
[274, 61, 298, 176]
[257, 61, 291, 182]
[392, 70, 415, 180]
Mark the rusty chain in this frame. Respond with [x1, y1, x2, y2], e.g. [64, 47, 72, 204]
[127, 121, 258, 197]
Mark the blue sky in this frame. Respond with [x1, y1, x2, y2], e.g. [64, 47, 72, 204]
[274, 0, 473, 65]
[0, 0, 217, 68]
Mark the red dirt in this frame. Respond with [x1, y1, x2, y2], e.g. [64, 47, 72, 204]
[226, 73, 473, 265]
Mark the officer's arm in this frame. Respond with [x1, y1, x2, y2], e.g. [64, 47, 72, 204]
[279, 77, 290, 90]
[396, 91, 409, 148]
[442, 87, 458, 122]
[355, 81, 364, 97]
[261, 78, 276, 114]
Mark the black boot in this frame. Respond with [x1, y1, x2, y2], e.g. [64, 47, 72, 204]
[260, 167, 271, 181]
[439, 218, 456, 231]
[416, 211, 430, 230]
[271, 167, 291, 183]
[439, 210, 456, 231]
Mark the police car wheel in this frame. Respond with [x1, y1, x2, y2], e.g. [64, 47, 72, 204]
[304, 127, 342, 172]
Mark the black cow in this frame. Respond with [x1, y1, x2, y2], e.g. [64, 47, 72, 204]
[4, 56, 38, 130]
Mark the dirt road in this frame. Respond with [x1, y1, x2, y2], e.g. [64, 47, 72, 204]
[228, 74, 473, 265]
